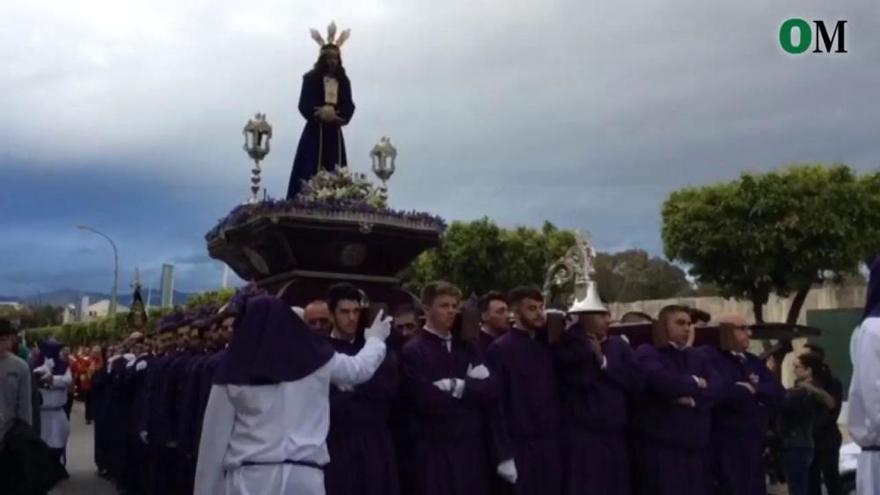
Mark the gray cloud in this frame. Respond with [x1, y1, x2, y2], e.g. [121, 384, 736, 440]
[1, 0, 877, 293]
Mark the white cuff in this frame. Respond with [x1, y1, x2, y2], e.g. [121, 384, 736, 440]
[451, 378, 466, 399]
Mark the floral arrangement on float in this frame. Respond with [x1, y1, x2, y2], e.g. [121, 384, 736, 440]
[206, 162, 446, 242]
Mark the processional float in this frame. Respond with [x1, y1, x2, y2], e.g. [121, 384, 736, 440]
[206, 22, 444, 314]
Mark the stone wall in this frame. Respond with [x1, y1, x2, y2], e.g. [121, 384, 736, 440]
[608, 284, 866, 323]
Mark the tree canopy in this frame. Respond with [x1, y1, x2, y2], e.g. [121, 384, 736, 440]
[401, 218, 694, 302]
[662, 164, 880, 323]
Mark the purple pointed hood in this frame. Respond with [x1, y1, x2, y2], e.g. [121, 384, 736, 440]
[213, 294, 335, 385]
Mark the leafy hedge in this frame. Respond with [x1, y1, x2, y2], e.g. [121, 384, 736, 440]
[19, 288, 238, 348]
[20, 308, 173, 348]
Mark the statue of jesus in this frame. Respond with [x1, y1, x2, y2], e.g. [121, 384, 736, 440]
[287, 22, 356, 199]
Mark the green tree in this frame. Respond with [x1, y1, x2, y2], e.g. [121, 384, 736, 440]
[185, 288, 236, 310]
[401, 218, 576, 297]
[0, 304, 62, 329]
[401, 218, 689, 302]
[662, 164, 880, 323]
[593, 250, 692, 303]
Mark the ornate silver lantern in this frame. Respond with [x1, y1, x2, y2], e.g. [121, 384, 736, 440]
[543, 231, 607, 314]
[370, 136, 397, 189]
[242, 113, 273, 204]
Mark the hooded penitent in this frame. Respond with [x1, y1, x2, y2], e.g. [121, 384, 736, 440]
[213, 295, 334, 385]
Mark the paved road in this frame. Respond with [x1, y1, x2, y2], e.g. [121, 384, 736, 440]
[50, 402, 116, 495]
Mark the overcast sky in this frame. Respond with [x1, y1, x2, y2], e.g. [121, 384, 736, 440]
[1, 0, 877, 296]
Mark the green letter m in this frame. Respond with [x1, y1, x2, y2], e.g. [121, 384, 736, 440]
[813, 20, 847, 53]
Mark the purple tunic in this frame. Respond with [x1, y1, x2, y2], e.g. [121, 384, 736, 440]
[476, 330, 499, 358]
[177, 353, 210, 495]
[554, 331, 643, 495]
[159, 350, 190, 494]
[143, 352, 175, 495]
[487, 329, 561, 495]
[400, 329, 499, 495]
[107, 356, 133, 480]
[703, 346, 784, 495]
[123, 354, 152, 492]
[632, 344, 720, 495]
[325, 337, 400, 495]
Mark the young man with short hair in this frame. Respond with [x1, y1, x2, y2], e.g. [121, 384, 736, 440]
[477, 291, 509, 356]
[703, 313, 784, 495]
[324, 283, 400, 495]
[632, 305, 719, 495]
[486, 286, 559, 494]
[400, 281, 499, 495]
[554, 287, 643, 495]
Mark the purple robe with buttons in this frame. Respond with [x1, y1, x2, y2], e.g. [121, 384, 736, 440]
[554, 329, 643, 495]
[487, 328, 561, 495]
[325, 336, 400, 495]
[632, 343, 720, 495]
[703, 346, 784, 495]
[400, 329, 499, 495]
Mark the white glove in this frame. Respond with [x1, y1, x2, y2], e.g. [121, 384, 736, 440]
[433, 378, 455, 393]
[136, 361, 148, 372]
[466, 364, 490, 380]
[139, 431, 149, 445]
[497, 458, 518, 484]
[364, 309, 392, 342]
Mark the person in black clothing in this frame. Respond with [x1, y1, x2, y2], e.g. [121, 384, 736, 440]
[802, 344, 844, 495]
[778, 352, 835, 495]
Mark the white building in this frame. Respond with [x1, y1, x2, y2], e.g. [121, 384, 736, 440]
[85, 300, 129, 320]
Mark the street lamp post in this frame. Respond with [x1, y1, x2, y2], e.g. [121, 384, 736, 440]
[76, 225, 119, 318]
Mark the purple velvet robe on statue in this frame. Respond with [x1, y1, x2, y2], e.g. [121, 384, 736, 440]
[632, 343, 720, 495]
[703, 346, 784, 495]
[554, 330, 643, 495]
[486, 329, 561, 495]
[325, 337, 400, 495]
[400, 329, 499, 495]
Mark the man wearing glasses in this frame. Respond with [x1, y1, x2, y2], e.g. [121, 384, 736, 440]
[703, 314, 784, 495]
